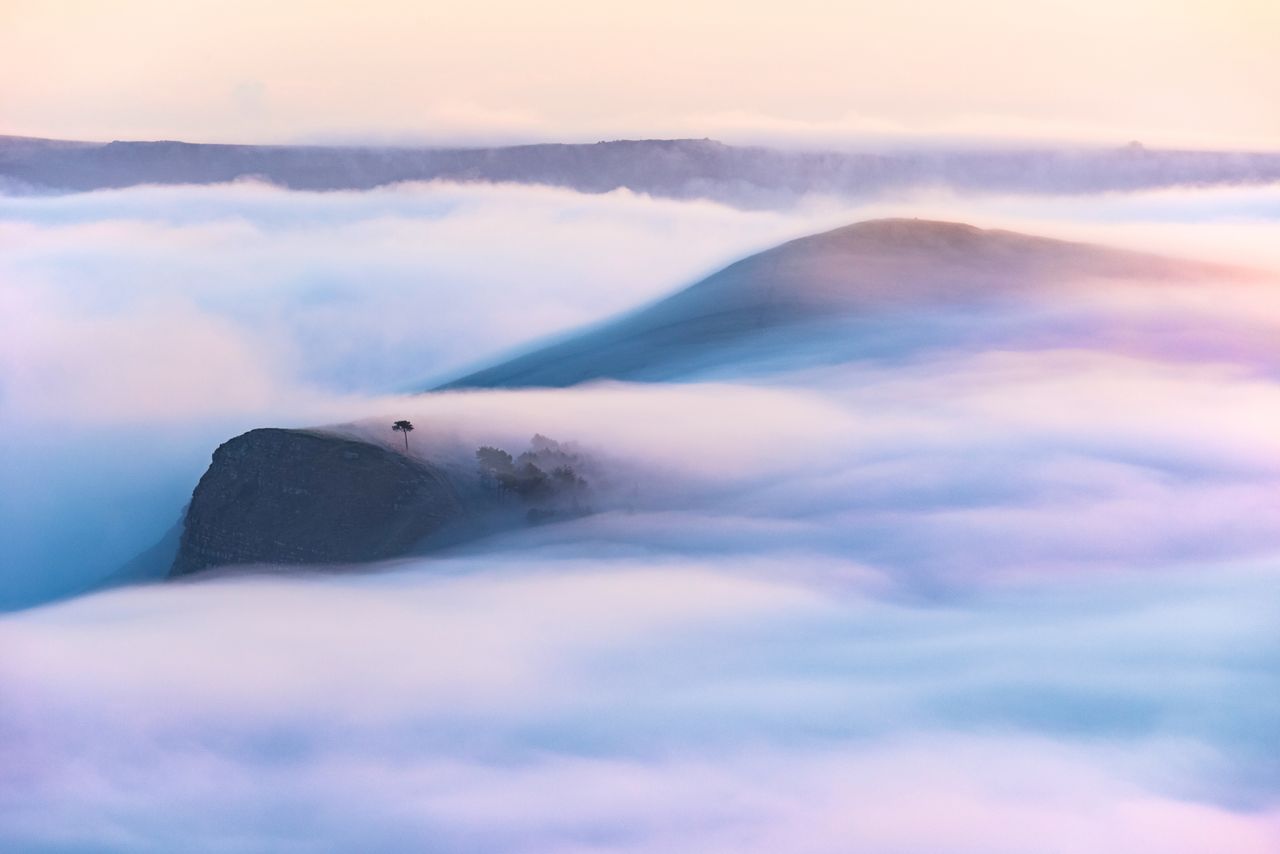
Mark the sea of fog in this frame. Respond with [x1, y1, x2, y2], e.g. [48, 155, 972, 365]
[2, 180, 1279, 851]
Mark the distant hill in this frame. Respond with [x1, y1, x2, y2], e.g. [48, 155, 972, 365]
[436, 218, 1245, 388]
[4, 134, 1280, 205]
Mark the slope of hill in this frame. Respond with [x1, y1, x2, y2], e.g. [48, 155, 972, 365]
[436, 218, 1242, 389]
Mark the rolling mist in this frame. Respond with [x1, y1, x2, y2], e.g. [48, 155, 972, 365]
[2, 177, 1279, 851]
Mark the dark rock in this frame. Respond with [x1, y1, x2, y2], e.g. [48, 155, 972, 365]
[169, 428, 463, 576]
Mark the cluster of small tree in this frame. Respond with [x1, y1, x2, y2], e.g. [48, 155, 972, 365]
[476, 434, 591, 518]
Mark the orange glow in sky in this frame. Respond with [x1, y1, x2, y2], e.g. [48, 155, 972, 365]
[1, 0, 1277, 147]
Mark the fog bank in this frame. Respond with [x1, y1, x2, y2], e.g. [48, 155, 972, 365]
[1, 178, 1278, 851]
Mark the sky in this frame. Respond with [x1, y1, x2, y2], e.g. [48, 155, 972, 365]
[2, 0, 1279, 148]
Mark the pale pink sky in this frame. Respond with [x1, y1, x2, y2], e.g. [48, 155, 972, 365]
[1, 0, 1278, 148]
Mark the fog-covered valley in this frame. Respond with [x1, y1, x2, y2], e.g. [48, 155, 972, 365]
[2, 176, 1279, 852]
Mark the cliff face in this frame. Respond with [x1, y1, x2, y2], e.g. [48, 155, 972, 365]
[169, 428, 464, 577]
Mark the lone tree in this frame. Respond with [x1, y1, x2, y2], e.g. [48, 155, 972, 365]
[392, 420, 415, 452]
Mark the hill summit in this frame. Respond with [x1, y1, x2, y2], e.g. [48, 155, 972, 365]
[438, 218, 1232, 389]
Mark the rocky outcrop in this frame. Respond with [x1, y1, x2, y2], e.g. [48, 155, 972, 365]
[169, 428, 464, 576]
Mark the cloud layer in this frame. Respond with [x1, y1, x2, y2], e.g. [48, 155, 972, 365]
[1, 178, 1279, 850]
[3, 558, 1278, 852]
